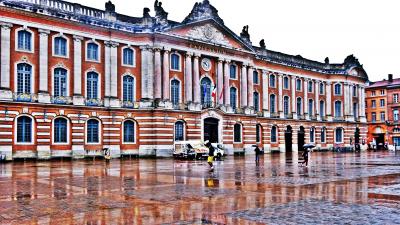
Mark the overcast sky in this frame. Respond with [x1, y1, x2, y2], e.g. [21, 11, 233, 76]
[66, 0, 400, 82]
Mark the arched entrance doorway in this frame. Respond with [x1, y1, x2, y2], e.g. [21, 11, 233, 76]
[204, 118, 219, 143]
[373, 126, 385, 150]
[298, 126, 305, 151]
[285, 125, 293, 152]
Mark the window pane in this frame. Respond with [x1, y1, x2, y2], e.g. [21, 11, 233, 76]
[171, 80, 180, 105]
[124, 121, 135, 143]
[17, 117, 32, 143]
[123, 76, 135, 102]
[230, 88, 237, 110]
[54, 118, 68, 143]
[87, 120, 99, 143]
[234, 124, 241, 142]
[174, 122, 184, 141]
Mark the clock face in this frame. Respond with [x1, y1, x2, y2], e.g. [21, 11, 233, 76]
[201, 58, 212, 71]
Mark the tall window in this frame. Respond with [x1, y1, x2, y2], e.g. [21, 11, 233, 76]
[371, 100, 376, 108]
[380, 112, 385, 121]
[54, 68, 67, 97]
[230, 65, 237, 79]
[381, 90, 385, 95]
[353, 103, 358, 120]
[123, 76, 135, 102]
[87, 119, 99, 143]
[380, 99, 385, 107]
[234, 124, 242, 143]
[271, 126, 277, 143]
[319, 83, 324, 95]
[87, 72, 98, 99]
[310, 127, 315, 143]
[17, 116, 32, 143]
[54, 36, 67, 56]
[372, 112, 376, 122]
[256, 124, 262, 143]
[174, 121, 184, 141]
[87, 43, 99, 61]
[371, 91, 376, 97]
[334, 83, 342, 95]
[253, 92, 259, 112]
[123, 120, 135, 143]
[171, 53, 180, 70]
[394, 94, 399, 103]
[269, 75, 276, 88]
[335, 128, 343, 143]
[54, 118, 68, 143]
[201, 77, 212, 107]
[353, 86, 357, 97]
[297, 97, 302, 116]
[270, 94, 276, 113]
[335, 101, 342, 117]
[394, 109, 399, 121]
[17, 63, 32, 94]
[17, 30, 32, 51]
[283, 77, 289, 89]
[283, 96, 290, 116]
[171, 79, 180, 105]
[230, 87, 237, 110]
[296, 79, 302, 91]
[308, 81, 313, 93]
[308, 99, 314, 116]
[253, 71, 259, 84]
[320, 101, 325, 117]
[123, 48, 134, 66]
[321, 127, 326, 143]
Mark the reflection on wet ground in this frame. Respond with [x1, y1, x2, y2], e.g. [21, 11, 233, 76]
[0, 151, 400, 224]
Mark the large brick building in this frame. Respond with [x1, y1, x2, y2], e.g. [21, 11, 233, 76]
[0, 0, 369, 160]
[366, 74, 400, 149]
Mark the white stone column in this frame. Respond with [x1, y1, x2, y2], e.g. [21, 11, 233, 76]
[162, 49, 170, 101]
[247, 66, 254, 108]
[241, 65, 248, 108]
[140, 46, 154, 103]
[278, 74, 284, 118]
[185, 52, 193, 103]
[217, 58, 224, 106]
[154, 47, 162, 100]
[344, 82, 350, 119]
[193, 53, 201, 105]
[0, 23, 13, 100]
[104, 42, 111, 99]
[316, 81, 320, 120]
[110, 41, 119, 107]
[303, 78, 308, 117]
[73, 35, 84, 105]
[347, 84, 354, 121]
[224, 60, 231, 108]
[38, 29, 50, 103]
[326, 81, 332, 121]
[291, 76, 297, 119]
[262, 70, 269, 116]
[360, 86, 366, 122]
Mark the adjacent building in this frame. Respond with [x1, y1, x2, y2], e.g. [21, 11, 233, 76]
[0, 0, 369, 160]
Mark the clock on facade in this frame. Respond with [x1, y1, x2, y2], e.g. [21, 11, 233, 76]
[201, 58, 212, 71]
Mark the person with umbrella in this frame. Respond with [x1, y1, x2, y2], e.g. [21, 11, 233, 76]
[253, 145, 261, 165]
[205, 140, 215, 172]
[301, 143, 314, 167]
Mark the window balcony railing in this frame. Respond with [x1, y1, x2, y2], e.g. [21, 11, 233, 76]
[297, 114, 305, 120]
[235, 108, 244, 114]
[13, 93, 37, 102]
[270, 113, 279, 118]
[202, 102, 214, 109]
[256, 111, 263, 117]
[334, 116, 345, 122]
[173, 103, 186, 110]
[85, 98, 103, 107]
[284, 114, 293, 119]
[51, 96, 72, 105]
[321, 116, 327, 121]
[122, 101, 140, 109]
[310, 115, 318, 121]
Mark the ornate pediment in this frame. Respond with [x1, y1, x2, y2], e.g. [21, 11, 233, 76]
[186, 24, 231, 47]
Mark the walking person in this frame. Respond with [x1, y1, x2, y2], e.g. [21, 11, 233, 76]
[254, 145, 261, 165]
[302, 148, 309, 167]
[205, 141, 215, 172]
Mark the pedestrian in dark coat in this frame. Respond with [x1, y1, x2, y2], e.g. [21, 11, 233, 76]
[254, 145, 261, 165]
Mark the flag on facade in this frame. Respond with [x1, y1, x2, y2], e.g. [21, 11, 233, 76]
[219, 86, 224, 102]
[211, 85, 217, 103]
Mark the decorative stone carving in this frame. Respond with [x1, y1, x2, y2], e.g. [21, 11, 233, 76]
[183, 0, 224, 25]
[186, 24, 231, 47]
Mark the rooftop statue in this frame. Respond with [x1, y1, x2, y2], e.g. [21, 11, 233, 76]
[143, 7, 151, 18]
[183, 0, 224, 24]
[154, 0, 168, 19]
[240, 25, 250, 40]
[259, 39, 266, 49]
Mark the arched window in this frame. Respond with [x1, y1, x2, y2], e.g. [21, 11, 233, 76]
[270, 94, 276, 113]
[17, 63, 32, 94]
[123, 48, 135, 66]
[269, 75, 276, 87]
[308, 81, 313, 93]
[17, 116, 32, 143]
[87, 119, 100, 143]
[234, 124, 242, 143]
[297, 97, 302, 116]
[334, 83, 342, 95]
[253, 92, 260, 112]
[171, 79, 180, 105]
[170, 53, 180, 70]
[256, 124, 262, 143]
[54, 68, 67, 97]
[283, 96, 290, 116]
[54, 118, 68, 143]
[87, 43, 99, 61]
[17, 30, 32, 51]
[253, 71, 259, 84]
[283, 76, 289, 89]
[335, 101, 342, 117]
[174, 121, 185, 141]
[271, 126, 277, 143]
[320, 100, 325, 117]
[230, 87, 237, 110]
[54, 36, 67, 56]
[321, 127, 326, 143]
[308, 99, 314, 116]
[310, 127, 315, 143]
[201, 77, 212, 108]
[296, 79, 302, 91]
[123, 120, 135, 143]
[335, 127, 343, 143]
[319, 82, 324, 95]
[230, 65, 237, 79]
[123, 76, 135, 102]
[87, 72, 98, 100]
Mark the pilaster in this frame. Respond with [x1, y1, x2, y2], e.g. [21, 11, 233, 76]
[140, 46, 154, 102]
[247, 65, 254, 108]
[73, 35, 84, 106]
[217, 58, 224, 106]
[278, 74, 283, 118]
[162, 48, 170, 101]
[224, 59, 231, 107]
[185, 52, 193, 103]
[291, 76, 297, 118]
[262, 70, 269, 117]
[38, 29, 51, 103]
[241, 64, 248, 108]
[154, 47, 162, 100]
[193, 53, 201, 105]
[0, 23, 13, 100]
[326, 81, 333, 121]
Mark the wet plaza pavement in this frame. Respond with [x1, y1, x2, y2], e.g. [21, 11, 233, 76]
[0, 151, 400, 224]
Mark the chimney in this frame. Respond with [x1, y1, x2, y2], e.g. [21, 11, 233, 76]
[389, 74, 393, 83]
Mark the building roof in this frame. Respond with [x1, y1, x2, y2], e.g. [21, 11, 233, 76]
[367, 78, 400, 89]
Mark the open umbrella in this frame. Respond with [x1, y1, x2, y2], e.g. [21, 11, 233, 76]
[303, 143, 315, 149]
